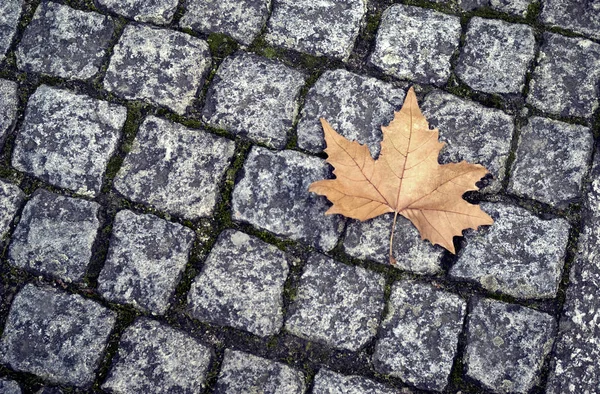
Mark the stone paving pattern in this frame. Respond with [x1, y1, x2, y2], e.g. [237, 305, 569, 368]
[0, 0, 599, 393]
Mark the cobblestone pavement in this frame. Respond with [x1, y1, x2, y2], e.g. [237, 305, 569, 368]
[0, 0, 599, 393]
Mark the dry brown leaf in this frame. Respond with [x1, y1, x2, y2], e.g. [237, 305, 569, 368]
[309, 87, 493, 260]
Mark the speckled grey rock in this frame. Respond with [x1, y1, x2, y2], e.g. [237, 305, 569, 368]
[12, 85, 126, 197]
[0, 79, 18, 145]
[104, 24, 211, 115]
[180, 0, 270, 45]
[0, 0, 23, 62]
[296, 69, 405, 156]
[370, 4, 461, 85]
[450, 203, 569, 299]
[286, 253, 385, 351]
[187, 230, 289, 337]
[8, 190, 100, 283]
[508, 117, 593, 207]
[16, 2, 114, 80]
[527, 33, 600, 119]
[373, 281, 466, 391]
[0, 179, 24, 239]
[102, 318, 212, 394]
[456, 18, 535, 94]
[264, 0, 366, 61]
[459, 0, 532, 16]
[98, 210, 195, 315]
[0, 379, 21, 394]
[214, 349, 305, 394]
[97, 0, 178, 25]
[464, 298, 556, 393]
[35, 388, 63, 394]
[232, 146, 344, 251]
[0, 284, 116, 387]
[540, 0, 600, 40]
[202, 52, 306, 149]
[114, 116, 235, 219]
[312, 369, 400, 394]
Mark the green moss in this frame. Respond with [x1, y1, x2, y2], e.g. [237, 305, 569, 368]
[525, 1, 542, 23]
[207, 33, 240, 60]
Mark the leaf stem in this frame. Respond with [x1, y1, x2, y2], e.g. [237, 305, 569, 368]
[389, 210, 399, 265]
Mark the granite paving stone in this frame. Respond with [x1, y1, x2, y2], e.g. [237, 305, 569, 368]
[0, 0, 23, 62]
[464, 298, 556, 393]
[114, 116, 235, 220]
[0, 179, 24, 239]
[16, 2, 114, 80]
[450, 202, 570, 299]
[312, 369, 400, 394]
[0, 79, 18, 146]
[104, 24, 211, 115]
[540, 0, 600, 41]
[264, 0, 366, 61]
[232, 146, 344, 251]
[459, 0, 532, 16]
[202, 52, 306, 149]
[98, 210, 195, 315]
[0, 379, 21, 394]
[373, 281, 466, 391]
[8, 190, 100, 283]
[11, 85, 126, 197]
[370, 4, 461, 85]
[0, 284, 116, 387]
[97, 0, 178, 25]
[102, 318, 212, 394]
[35, 388, 63, 394]
[187, 230, 289, 337]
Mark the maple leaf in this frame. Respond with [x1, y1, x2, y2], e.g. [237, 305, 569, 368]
[309, 87, 493, 261]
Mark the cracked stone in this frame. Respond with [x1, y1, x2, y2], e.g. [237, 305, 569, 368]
[0, 79, 18, 146]
[0, 0, 23, 62]
[0, 179, 24, 240]
[0, 379, 21, 394]
[540, 0, 600, 41]
[312, 369, 402, 394]
[97, 0, 178, 25]
[459, 0, 533, 16]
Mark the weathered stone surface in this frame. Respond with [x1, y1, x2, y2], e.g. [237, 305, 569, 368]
[456, 18, 535, 94]
[12, 85, 126, 197]
[508, 116, 593, 207]
[527, 33, 600, 119]
[296, 69, 405, 156]
[540, 0, 600, 40]
[370, 4, 461, 85]
[8, 190, 100, 283]
[373, 281, 466, 391]
[102, 318, 212, 394]
[98, 210, 195, 315]
[232, 146, 344, 251]
[0, 79, 18, 145]
[464, 298, 556, 393]
[0, 0, 23, 62]
[187, 230, 289, 337]
[97, 0, 178, 25]
[312, 369, 400, 394]
[264, 0, 366, 61]
[35, 387, 63, 394]
[0, 379, 21, 394]
[104, 24, 211, 114]
[114, 116, 235, 219]
[450, 203, 570, 299]
[202, 52, 306, 149]
[16, 2, 114, 80]
[459, 0, 532, 16]
[214, 349, 305, 394]
[0, 179, 24, 239]
[0, 284, 116, 387]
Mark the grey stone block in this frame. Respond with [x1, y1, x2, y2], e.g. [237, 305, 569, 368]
[450, 203, 570, 299]
[8, 190, 100, 283]
[540, 0, 600, 40]
[459, 0, 532, 16]
[35, 388, 63, 394]
[102, 318, 212, 394]
[0, 379, 21, 394]
[98, 210, 195, 315]
[312, 369, 400, 394]
[16, 2, 114, 80]
[296, 69, 405, 156]
[187, 230, 289, 337]
[264, 0, 366, 61]
[527, 33, 600, 119]
[104, 24, 211, 115]
[232, 146, 344, 251]
[0, 79, 18, 146]
[12, 85, 126, 197]
[464, 298, 556, 393]
[286, 253, 385, 351]
[373, 281, 466, 391]
[370, 4, 461, 85]
[114, 116, 235, 219]
[0, 0, 23, 62]
[214, 349, 305, 394]
[0, 284, 116, 387]
[0, 179, 24, 239]
[202, 52, 306, 149]
[97, 0, 178, 25]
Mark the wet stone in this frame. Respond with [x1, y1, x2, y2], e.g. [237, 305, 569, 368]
[0, 0, 23, 62]
[0, 79, 18, 146]
[0, 284, 116, 387]
[8, 190, 100, 283]
[104, 24, 211, 115]
[459, 0, 532, 16]
[12, 85, 126, 197]
[16, 2, 114, 80]
[114, 116, 235, 220]
[450, 203, 570, 299]
[373, 281, 466, 391]
[187, 230, 289, 337]
[98, 210, 195, 315]
[102, 318, 212, 394]
[286, 253, 385, 351]
[312, 369, 400, 394]
[464, 298, 556, 393]
[0, 379, 21, 394]
[540, 0, 600, 41]
[370, 4, 461, 85]
[264, 0, 366, 61]
[202, 52, 306, 149]
[0, 179, 24, 239]
[97, 0, 178, 25]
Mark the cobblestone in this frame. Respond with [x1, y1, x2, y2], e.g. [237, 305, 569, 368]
[0, 79, 18, 145]
[0, 379, 21, 394]
[312, 369, 401, 394]
[0, 0, 23, 62]
[97, 0, 178, 25]
[459, 0, 532, 16]
[0, 179, 24, 239]
[540, 0, 600, 41]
